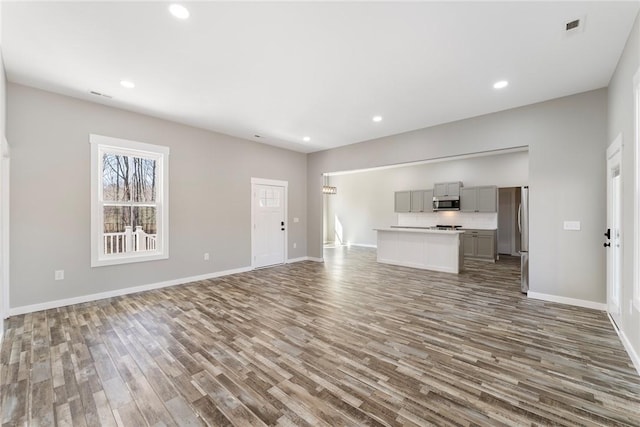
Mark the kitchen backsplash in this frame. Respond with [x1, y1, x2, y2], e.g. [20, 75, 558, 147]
[397, 212, 498, 229]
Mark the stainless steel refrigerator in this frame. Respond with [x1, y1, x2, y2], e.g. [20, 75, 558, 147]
[519, 186, 529, 293]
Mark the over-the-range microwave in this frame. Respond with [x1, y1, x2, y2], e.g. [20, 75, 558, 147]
[433, 196, 460, 211]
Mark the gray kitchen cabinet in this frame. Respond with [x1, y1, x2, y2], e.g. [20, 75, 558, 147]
[462, 233, 475, 257]
[477, 186, 498, 212]
[422, 189, 434, 212]
[396, 189, 434, 213]
[460, 185, 497, 213]
[462, 229, 497, 261]
[460, 187, 477, 212]
[394, 191, 411, 213]
[434, 181, 462, 197]
[410, 190, 424, 212]
[476, 233, 495, 258]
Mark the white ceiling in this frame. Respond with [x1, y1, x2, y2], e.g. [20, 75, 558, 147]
[2, 1, 638, 153]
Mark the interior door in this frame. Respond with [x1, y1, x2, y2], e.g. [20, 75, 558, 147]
[253, 184, 286, 268]
[606, 136, 622, 327]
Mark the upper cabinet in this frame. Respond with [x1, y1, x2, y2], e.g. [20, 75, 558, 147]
[460, 186, 497, 213]
[395, 189, 434, 213]
[394, 191, 411, 212]
[423, 189, 434, 213]
[434, 181, 462, 197]
[410, 190, 424, 213]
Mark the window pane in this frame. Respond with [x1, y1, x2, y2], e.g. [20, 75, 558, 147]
[133, 206, 157, 252]
[102, 153, 130, 201]
[103, 206, 131, 255]
[132, 206, 157, 234]
[103, 206, 131, 233]
[131, 157, 157, 202]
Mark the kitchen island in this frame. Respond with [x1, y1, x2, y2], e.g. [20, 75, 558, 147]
[374, 227, 464, 274]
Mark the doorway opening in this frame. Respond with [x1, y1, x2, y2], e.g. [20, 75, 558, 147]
[497, 187, 522, 257]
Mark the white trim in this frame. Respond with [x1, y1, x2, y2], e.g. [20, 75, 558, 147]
[250, 178, 288, 269]
[287, 256, 325, 263]
[89, 134, 170, 156]
[9, 266, 252, 316]
[608, 314, 640, 376]
[250, 177, 288, 187]
[90, 134, 170, 267]
[527, 291, 606, 311]
[634, 66, 640, 313]
[347, 243, 378, 248]
[1, 137, 9, 318]
[606, 134, 623, 325]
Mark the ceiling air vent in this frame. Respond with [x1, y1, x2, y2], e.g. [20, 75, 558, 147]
[566, 19, 580, 31]
[563, 15, 586, 36]
[89, 90, 113, 99]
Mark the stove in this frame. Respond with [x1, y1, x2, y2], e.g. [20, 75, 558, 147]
[432, 224, 463, 230]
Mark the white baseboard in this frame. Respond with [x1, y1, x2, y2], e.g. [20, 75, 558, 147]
[527, 292, 607, 311]
[9, 266, 253, 316]
[348, 243, 377, 248]
[608, 314, 640, 377]
[287, 256, 324, 264]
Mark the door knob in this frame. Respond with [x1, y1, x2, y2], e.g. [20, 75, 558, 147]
[603, 242, 610, 247]
[604, 228, 611, 239]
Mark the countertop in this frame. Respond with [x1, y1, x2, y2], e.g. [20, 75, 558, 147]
[374, 227, 465, 234]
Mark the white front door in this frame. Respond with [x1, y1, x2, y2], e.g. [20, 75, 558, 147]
[606, 135, 623, 327]
[252, 183, 286, 268]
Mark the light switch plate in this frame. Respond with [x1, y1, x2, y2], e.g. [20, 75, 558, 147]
[563, 221, 581, 231]
[293, 217, 299, 223]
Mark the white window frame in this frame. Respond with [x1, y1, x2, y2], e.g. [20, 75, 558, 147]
[634, 67, 640, 312]
[90, 134, 169, 267]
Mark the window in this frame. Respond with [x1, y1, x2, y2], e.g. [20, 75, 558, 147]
[90, 134, 169, 267]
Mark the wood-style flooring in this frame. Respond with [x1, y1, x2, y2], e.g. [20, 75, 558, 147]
[2, 247, 639, 426]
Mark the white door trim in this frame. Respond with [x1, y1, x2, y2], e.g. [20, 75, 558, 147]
[251, 178, 288, 268]
[606, 134, 622, 327]
[1, 138, 9, 319]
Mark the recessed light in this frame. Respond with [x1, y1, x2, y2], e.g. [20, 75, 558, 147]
[169, 4, 190, 20]
[372, 115, 383, 122]
[303, 136, 311, 142]
[493, 80, 509, 89]
[120, 80, 135, 89]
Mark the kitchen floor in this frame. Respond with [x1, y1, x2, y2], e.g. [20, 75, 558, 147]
[1, 246, 638, 426]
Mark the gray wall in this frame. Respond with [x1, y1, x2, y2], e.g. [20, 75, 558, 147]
[608, 12, 640, 369]
[0, 4, 6, 333]
[7, 83, 307, 309]
[309, 88, 608, 305]
[326, 150, 528, 246]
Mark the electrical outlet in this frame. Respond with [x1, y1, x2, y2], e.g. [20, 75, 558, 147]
[563, 221, 581, 231]
[54, 270, 64, 281]
[204, 253, 210, 261]
[293, 243, 297, 249]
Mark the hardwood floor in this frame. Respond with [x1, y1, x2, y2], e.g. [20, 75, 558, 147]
[2, 247, 639, 426]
